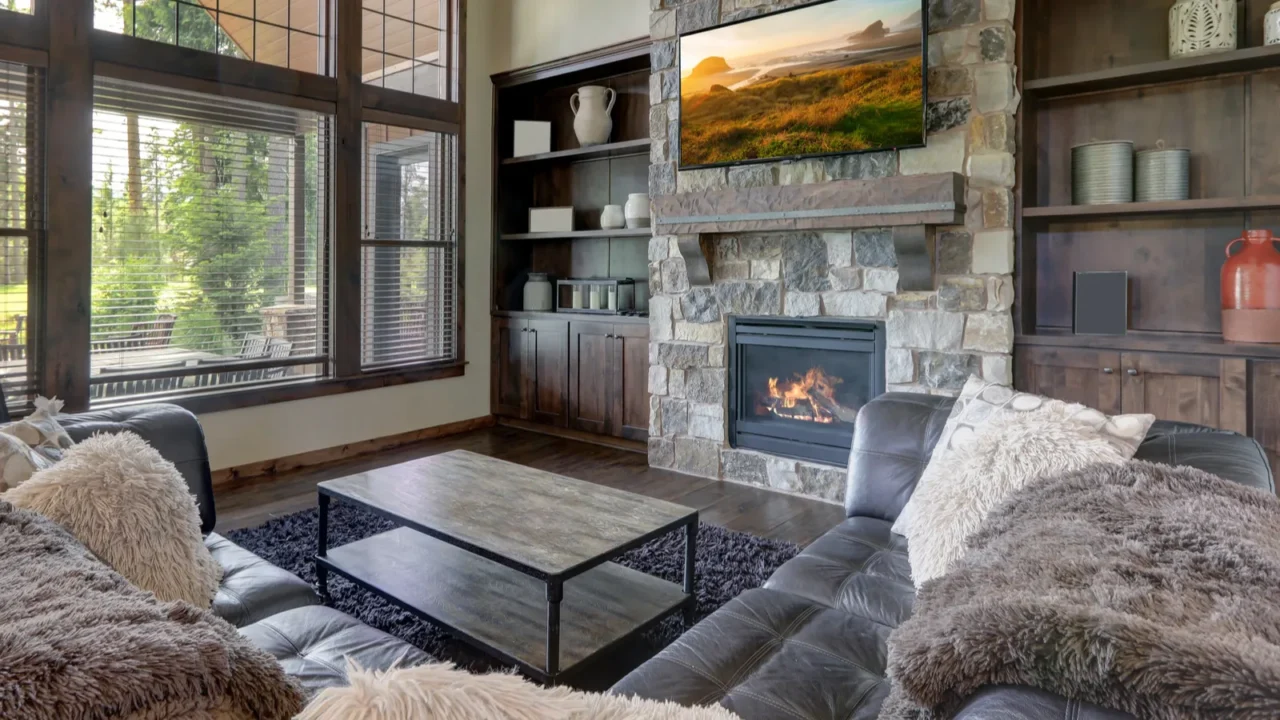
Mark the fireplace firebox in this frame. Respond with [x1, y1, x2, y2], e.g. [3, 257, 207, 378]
[728, 316, 885, 466]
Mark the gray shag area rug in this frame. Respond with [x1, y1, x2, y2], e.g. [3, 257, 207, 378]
[227, 501, 799, 683]
[882, 460, 1280, 720]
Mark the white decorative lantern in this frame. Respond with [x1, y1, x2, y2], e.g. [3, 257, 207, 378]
[1266, 1, 1280, 46]
[1169, 0, 1238, 59]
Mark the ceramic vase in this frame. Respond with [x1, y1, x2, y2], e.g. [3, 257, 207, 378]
[1222, 229, 1280, 343]
[570, 86, 616, 147]
[522, 273, 553, 312]
[624, 193, 651, 229]
[601, 205, 625, 230]
[1169, 0, 1237, 58]
[1267, 1, 1280, 45]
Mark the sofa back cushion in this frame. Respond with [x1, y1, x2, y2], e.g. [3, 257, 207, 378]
[845, 393, 1277, 522]
[845, 393, 954, 521]
[59, 404, 216, 534]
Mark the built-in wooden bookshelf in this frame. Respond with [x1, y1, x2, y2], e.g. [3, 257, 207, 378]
[1015, 0, 1280, 468]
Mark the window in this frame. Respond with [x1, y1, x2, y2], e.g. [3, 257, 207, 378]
[91, 76, 330, 403]
[0, 61, 39, 412]
[2, 1, 33, 13]
[360, 122, 457, 369]
[94, 0, 329, 76]
[362, 0, 458, 99]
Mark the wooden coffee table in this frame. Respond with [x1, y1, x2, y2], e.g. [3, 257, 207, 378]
[314, 450, 698, 683]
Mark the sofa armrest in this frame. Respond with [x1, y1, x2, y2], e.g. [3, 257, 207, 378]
[952, 686, 1133, 720]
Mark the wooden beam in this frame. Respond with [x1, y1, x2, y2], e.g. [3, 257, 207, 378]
[0, 11, 45, 54]
[361, 84, 461, 129]
[42, 0, 93, 410]
[92, 31, 338, 104]
[332, 0, 362, 378]
[94, 61, 336, 115]
[454, 0, 468, 369]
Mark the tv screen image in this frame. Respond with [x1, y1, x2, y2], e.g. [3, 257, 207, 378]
[678, 0, 926, 169]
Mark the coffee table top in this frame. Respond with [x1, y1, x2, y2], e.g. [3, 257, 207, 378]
[319, 450, 697, 579]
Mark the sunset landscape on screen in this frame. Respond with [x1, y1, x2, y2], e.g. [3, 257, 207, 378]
[679, 0, 925, 168]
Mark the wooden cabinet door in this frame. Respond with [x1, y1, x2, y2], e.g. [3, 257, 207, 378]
[526, 319, 569, 428]
[1120, 353, 1247, 433]
[611, 323, 650, 441]
[1250, 361, 1280, 473]
[1015, 346, 1122, 414]
[568, 321, 613, 435]
[491, 318, 529, 419]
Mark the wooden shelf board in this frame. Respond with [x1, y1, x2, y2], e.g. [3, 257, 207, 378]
[501, 139, 651, 166]
[494, 310, 649, 324]
[1016, 330, 1280, 360]
[500, 229, 652, 241]
[1024, 196, 1280, 220]
[1025, 45, 1280, 99]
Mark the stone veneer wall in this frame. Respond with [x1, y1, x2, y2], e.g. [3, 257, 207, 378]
[645, 0, 1019, 501]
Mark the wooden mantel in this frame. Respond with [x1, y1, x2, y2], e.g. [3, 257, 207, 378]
[652, 172, 965, 290]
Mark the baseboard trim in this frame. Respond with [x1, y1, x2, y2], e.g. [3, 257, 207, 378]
[496, 418, 647, 454]
[212, 415, 497, 490]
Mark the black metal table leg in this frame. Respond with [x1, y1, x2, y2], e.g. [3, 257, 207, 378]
[683, 518, 698, 625]
[546, 580, 563, 682]
[316, 493, 330, 598]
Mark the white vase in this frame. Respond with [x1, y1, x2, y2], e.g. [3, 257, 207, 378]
[600, 205, 625, 229]
[1169, 0, 1237, 58]
[522, 273, 552, 312]
[570, 85, 615, 147]
[1267, 1, 1280, 45]
[624, 193, 650, 229]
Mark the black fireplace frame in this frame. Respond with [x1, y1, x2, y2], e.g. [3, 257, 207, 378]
[728, 316, 885, 466]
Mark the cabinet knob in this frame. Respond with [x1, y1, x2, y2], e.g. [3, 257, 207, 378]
[1127, 368, 1139, 376]
[1102, 367, 1114, 374]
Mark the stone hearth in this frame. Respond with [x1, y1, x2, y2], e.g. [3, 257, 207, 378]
[646, 0, 1019, 502]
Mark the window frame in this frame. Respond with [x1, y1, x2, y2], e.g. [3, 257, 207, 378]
[2, 0, 466, 414]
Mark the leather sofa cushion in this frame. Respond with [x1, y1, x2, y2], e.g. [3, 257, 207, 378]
[764, 517, 913, 626]
[953, 685, 1132, 720]
[59, 404, 216, 534]
[207, 533, 320, 627]
[240, 605, 430, 693]
[1134, 428, 1274, 494]
[612, 588, 894, 720]
[843, 393, 952, 522]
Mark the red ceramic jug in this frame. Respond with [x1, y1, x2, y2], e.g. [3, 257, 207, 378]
[1222, 229, 1280, 343]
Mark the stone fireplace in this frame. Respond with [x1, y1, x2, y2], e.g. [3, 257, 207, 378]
[728, 316, 885, 466]
[646, 0, 1018, 502]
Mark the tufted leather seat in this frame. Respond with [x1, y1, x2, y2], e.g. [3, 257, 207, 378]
[240, 605, 430, 693]
[614, 393, 1276, 720]
[206, 533, 320, 627]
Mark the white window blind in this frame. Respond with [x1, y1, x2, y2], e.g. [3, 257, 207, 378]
[360, 122, 457, 370]
[91, 76, 330, 404]
[0, 61, 39, 413]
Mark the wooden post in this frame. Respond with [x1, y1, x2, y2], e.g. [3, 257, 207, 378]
[41, 0, 93, 410]
[332, 0, 362, 378]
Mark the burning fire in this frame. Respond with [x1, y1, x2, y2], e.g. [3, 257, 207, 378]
[759, 367, 845, 424]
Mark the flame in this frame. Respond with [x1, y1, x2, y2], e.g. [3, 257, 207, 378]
[760, 366, 844, 424]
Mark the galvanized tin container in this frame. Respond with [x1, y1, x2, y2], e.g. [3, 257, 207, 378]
[1072, 140, 1134, 205]
[1135, 146, 1191, 202]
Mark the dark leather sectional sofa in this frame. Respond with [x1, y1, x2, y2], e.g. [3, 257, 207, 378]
[611, 393, 1276, 719]
[57, 404, 428, 692]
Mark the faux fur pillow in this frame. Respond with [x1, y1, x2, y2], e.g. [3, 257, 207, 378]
[905, 400, 1142, 587]
[3, 431, 221, 607]
[300, 662, 743, 720]
[893, 376, 1154, 537]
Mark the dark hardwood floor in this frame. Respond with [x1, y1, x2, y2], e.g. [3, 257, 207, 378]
[214, 424, 846, 546]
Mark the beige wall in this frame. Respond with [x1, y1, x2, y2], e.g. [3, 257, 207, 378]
[198, 0, 498, 470]
[493, 0, 649, 72]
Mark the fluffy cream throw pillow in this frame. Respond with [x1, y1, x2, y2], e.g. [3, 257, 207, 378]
[905, 400, 1141, 588]
[300, 662, 742, 720]
[3, 431, 222, 608]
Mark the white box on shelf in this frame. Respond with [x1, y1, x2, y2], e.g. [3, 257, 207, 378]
[513, 121, 552, 157]
[529, 207, 574, 233]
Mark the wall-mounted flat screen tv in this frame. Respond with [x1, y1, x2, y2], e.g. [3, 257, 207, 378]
[678, 0, 926, 170]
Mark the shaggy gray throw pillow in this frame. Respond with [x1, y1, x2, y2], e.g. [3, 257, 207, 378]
[0, 500, 303, 720]
[882, 461, 1280, 720]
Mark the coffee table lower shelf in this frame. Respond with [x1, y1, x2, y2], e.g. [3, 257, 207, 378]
[315, 527, 691, 682]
